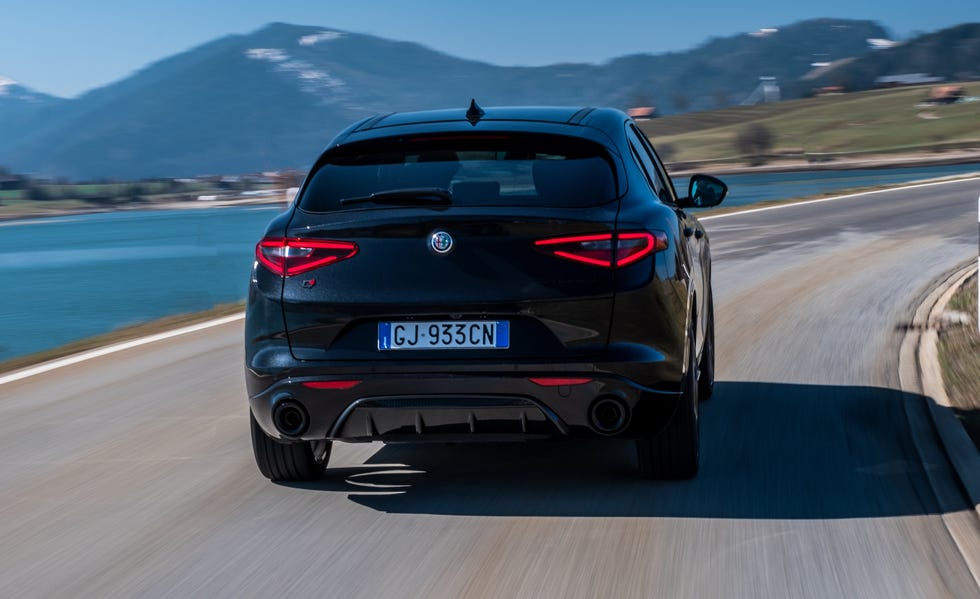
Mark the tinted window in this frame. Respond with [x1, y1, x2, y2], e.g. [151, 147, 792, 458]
[300, 133, 617, 211]
[626, 126, 671, 203]
[630, 124, 678, 203]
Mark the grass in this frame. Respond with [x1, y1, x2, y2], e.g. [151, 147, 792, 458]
[937, 272, 980, 451]
[0, 301, 245, 375]
[0, 180, 277, 220]
[640, 83, 980, 164]
[0, 198, 103, 218]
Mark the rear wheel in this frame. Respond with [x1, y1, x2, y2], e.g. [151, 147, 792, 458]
[698, 293, 715, 400]
[636, 317, 700, 479]
[250, 412, 330, 481]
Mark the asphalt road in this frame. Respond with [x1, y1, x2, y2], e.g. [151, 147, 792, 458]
[2, 179, 979, 598]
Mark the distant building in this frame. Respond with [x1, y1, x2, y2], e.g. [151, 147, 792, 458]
[867, 38, 900, 50]
[924, 85, 966, 104]
[815, 85, 845, 96]
[742, 77, 781, 105]
[874, 73, 945, 88]
[627, 106, 657, 120]
[0, 176, 24, 191]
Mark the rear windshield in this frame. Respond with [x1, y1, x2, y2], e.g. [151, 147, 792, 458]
[299, 133, 618, 211]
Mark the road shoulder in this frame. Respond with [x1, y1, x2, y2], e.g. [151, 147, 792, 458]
[899, 261, 980, 588]
[908, 262, 980, 509]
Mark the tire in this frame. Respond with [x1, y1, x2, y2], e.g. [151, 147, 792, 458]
[636, 317, 700, 479]
[250, 412, 329, 481]
[698, 292, 715, 400]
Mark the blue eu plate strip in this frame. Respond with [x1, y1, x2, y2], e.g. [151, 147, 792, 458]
[378, 322, 391, 350]
[496, 321, 510, 348]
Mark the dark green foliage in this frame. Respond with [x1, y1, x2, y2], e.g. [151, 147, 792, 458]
[125, 184, 145, 202]
[24, 183, 52, 201]
[734, 123, 775, 165]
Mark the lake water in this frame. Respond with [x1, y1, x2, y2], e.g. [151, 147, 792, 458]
[2, 162, 979, 362]
[0, 207, 279, 361]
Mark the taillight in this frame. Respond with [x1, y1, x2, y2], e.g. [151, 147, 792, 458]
[534, 231, 667, 268]
[302, 380, 362, 390]
[256, 237, 358, 276]
[529, 377, 593, 387]
[617, 232, 663, 267]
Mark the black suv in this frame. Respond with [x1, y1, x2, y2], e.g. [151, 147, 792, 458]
[245, 102, 726, 481]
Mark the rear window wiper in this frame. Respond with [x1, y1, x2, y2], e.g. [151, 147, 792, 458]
[339, 188, 452, 206]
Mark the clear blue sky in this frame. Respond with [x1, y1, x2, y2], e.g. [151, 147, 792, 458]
[4, 0, 977, 98]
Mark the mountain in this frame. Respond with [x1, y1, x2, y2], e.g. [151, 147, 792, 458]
[0, 19, 890, 180]
[599, 18, 887, 109]
[0, 78, 64, 146]
[797, 23, 980, 93]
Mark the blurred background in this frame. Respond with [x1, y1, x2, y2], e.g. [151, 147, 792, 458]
[1, 5, 978, 364]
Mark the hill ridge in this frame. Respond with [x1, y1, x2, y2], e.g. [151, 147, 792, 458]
[5, 18, 953, 180]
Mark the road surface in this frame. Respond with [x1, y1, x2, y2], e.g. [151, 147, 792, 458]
[1, 179, 979, 598]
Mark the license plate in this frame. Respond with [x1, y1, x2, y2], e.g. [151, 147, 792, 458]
[378, 321, 509, 350]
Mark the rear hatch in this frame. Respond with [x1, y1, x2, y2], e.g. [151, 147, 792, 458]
[273, 132, 628, 363]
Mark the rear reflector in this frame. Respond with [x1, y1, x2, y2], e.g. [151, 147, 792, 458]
[535, 231, 667, 268]
[529, 377, 594, 387]
[302, 380, 362, 390]
[256, 237, 358, 276]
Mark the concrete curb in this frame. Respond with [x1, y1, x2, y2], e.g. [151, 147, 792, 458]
[899, 261, 980, 589]
[916, 263, 980, 512]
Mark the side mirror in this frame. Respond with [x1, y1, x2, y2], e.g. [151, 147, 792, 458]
[678, 174, 727, 208]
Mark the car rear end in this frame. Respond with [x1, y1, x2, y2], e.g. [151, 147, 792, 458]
[246, 115, 687, 455]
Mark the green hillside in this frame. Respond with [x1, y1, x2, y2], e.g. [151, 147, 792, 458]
[639, 82, 980, 164]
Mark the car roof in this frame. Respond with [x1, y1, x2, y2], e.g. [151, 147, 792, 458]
[328, 103, 629, 148]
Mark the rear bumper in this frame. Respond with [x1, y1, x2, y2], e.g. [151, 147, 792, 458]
[247, 365, 683, 443]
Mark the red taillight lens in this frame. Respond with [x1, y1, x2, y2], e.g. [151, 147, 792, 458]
[529, 377, 594, 387]
[534, 231, 667, 268]
[302, 380, 362, 390]
[616, 232, 660, 266]
[256, 237, 358, 276]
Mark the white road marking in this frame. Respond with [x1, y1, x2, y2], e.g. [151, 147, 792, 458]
[0, 313, 245, 386]
[700, 175, 980, 221]
[4, 176, 979, 385]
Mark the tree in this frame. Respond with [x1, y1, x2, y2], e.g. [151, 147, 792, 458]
[671, 92, 691, 112]
[733, 123, 774, 166]
[125, 184, 145, 202]
[25, 183, 52, 201]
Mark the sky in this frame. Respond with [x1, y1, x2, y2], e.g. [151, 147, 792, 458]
[3, 0, 978, 98]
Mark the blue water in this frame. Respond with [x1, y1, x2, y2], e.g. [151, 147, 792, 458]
[1, 162, 978, 362]
[0, 207, 281, 361]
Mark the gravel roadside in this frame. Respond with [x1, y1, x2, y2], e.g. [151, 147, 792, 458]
[938, 271, 980, 451]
